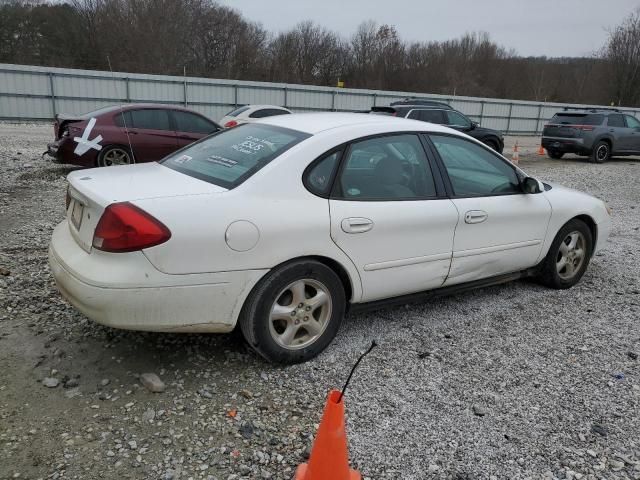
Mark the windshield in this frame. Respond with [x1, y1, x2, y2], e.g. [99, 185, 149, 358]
[161, 123, 310, 188]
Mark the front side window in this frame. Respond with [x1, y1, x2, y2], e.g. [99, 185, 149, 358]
[129, 109, 172, 131]
[173, 111, 218, 134]
[162, 124, 309, 188]
[625, 115, 640, 129]
[430, 135, 521, 196]
[337, 134, 436, 200]
[446, 111, 471, 128]
[607, 114, 625, 128]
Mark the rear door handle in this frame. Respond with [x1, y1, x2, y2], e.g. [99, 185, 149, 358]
[464, 210, 488, 224]
[341, 217, 374, 234]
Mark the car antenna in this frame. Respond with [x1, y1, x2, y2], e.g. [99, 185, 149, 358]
[107, 55, 136, 164]
[338, 340, 377, 403]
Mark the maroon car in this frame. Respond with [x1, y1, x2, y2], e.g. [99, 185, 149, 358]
[46, 104, 221, 167]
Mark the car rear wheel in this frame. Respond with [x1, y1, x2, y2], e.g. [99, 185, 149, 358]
[97, 146, 133, 167]
[239, 260, 345, 363]
[547, 149, 564, 159]
[537, 219, 593, 289]
[590, 141, 610, 164]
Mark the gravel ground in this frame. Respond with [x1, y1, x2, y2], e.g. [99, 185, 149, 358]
[1, 124, 639, 480]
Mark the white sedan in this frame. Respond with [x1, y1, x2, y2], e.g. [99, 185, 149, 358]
[219, 104, 292, 128]
[49, 113, 611, 363]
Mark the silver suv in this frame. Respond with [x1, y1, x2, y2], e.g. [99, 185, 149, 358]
[542, 108, 640, 163]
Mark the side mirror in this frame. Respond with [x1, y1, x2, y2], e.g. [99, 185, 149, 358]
[522, 177, 543, 194]
[470, 121, 478, 130]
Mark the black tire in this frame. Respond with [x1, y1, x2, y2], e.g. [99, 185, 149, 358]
[97, 145, 134, 167]
[538, 219, 593, 289]
[239, 260, 346, 364]
[547, 149, 564, 159]
[483, 139, 500, 152]
[590, 141, 611, 164]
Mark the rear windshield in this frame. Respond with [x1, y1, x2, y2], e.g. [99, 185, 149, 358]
[550, 113, 604, 125]
[161, 124, 310, 189]
[225, 106, 251, 117]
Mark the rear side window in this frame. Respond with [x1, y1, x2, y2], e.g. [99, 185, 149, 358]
[607, 114, 625, 127]
[249, 108, 290, 119]
[173, 111, 218, 134]
[446, 111, 471, 128]
[162, 124, 310, 189]
[304, 150, 341, 196]
[409, 109, 445, 123]
[129, 109, 172, 131]
[550, 113, 604, 125]
[225, 106, 251, 117]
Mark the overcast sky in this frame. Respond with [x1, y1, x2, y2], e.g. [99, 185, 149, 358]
[219, 0, 639, 57]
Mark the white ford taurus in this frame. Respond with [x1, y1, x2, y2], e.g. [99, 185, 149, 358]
[49, 113, 612, 363]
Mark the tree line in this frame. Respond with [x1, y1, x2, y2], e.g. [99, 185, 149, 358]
[1, 0, 639, 107]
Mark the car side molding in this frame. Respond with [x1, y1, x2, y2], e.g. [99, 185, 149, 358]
[347, 267, 539, 315]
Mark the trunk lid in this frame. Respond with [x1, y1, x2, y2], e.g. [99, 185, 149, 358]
[65, 163, 227, 252]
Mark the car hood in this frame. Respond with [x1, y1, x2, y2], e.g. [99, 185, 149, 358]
[67, 162, 227, 206]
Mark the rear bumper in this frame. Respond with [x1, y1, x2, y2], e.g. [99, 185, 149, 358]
[542, 136, 591, 154]
[48, 221, 267, 332]
[45, 138, 98, 167]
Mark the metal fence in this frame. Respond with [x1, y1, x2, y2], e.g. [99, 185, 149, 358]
[1, 63, 639, 135]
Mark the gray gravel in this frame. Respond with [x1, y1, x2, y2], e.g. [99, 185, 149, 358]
[1, 124, 639, 480]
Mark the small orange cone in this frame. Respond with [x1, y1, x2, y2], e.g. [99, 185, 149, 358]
[294, 390, 361, 480]
[537, 144, 545, 156]
[511, 141, 520, 164]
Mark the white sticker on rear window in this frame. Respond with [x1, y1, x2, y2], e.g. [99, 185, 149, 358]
[206, 154, 237, 168]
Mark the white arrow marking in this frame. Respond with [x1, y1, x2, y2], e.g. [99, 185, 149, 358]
[73, 117, 103, 156]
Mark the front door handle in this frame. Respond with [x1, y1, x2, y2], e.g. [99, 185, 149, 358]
[341, 217, 374, 234]
[464, 210, 488, 224]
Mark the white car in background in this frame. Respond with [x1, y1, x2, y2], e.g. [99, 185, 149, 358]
[219, 104, 292, 128]
[49, 113, 611, 363]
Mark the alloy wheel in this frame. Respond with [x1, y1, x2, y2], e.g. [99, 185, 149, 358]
[596, 144, 608, 162]
[102, 148, 132, 166]
[556, 231, 586, 280]
[268, 279, 332, 350]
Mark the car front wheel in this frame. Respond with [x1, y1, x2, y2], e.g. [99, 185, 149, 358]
[239, 260, 345, 363]
[538, 219, 593, 289]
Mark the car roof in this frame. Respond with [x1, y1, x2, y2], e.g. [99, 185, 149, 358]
[256, 112, 456, 135]
[83, 104, 204, 117]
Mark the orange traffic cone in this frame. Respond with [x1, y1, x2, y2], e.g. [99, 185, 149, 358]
[537, 144, 545, 156]
[295, 390, 361, 480]
[511, 141, 520, 164]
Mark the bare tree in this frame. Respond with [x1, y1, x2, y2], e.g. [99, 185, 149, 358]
[604, 7, 640, 105]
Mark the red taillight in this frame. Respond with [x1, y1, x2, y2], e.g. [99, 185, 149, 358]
[92, 202, 171, 253]
[577, 125, 595, 131]
[224, 120, 238, 128]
